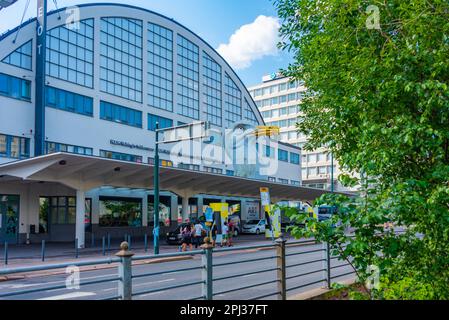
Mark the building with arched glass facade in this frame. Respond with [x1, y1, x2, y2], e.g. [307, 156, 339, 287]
[0, 3, 306, 245]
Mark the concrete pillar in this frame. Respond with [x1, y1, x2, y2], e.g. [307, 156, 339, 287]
[76, 190, 86, 249]
[90, 189, 100, 225]
[171, 195, 178, 223]
[182, 196, 189, 222]
[197, 196, 204, 216]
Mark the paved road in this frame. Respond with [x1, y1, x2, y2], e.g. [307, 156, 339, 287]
[0, 242, 355, 300]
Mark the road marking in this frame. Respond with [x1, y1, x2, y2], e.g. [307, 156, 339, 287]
[134, 278, 175, 287]
[38, 291, 96, 300]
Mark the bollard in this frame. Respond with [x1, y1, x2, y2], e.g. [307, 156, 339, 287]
[144, 234, 148, 253]
[75, 238, 79, 259]
[107, 233, 111, 251]
[127, 235, 131, 250]
[116, 242, 134, 300]
[201, 238, 214, 300]
[4, 242, 8, 265]
[91, 233, 95, 248]
[275, 235, 287, 300]
[41, 240, 45, 262]
[102, 236, 106, 256]
[124, 234, 127, 242]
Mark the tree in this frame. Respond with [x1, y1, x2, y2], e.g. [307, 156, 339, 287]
[274, 0, 449, 299]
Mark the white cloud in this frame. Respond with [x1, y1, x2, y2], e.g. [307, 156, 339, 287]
[217, 15, 280, 70]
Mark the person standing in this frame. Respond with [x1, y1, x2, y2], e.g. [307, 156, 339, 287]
[180, 224, 193, 252]
[193, 220, 204, 249]
[227, 219, 234, 247]
[221, 222, 229, 247]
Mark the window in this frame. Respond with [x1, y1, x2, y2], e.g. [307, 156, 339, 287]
[226, 170, 235, 176]
[278, 149, 289, 162]
[318, 153, 326, 162]
[179, 163, 200, 171]
[42, 196, 91, 225]
[204, 166, 223, 174]
[2, 40, 32, 70]
[291, 180, 301, 186]
[148, 195, 172, 226]
[100, 101, 142, 128]
[45, 86, 93, 116]
[224, 73, 242, 128]
[268, 176, 276, 182]
[149, 157, 173, 167]
[203, 52, 222, 126]
[100, 150, 143, 163]
[45, 141, 93, 156]
[100, 17, 143, 102]
[46, 19, 94, 87]
[148, 114, 173, 131]
[148, 23, 173, 111]
[0, 73, 31, 101]
[308, 167, 317, 175]
[308, 153, 317, 163]
[177, 35, 199, 119]
[265, 145, 275, 158]
[290, 152, 300, 165]
[278, 178, 289, 184]
[244, 99, 258, 124]
[0, 133, 29, 159]
[99, 197, 142, 227]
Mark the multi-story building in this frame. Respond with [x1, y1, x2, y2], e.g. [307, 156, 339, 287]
[248, 73, 344, 191]
[0, 3, 321, 246]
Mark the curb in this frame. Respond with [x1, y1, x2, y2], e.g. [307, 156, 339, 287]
[288, 278, 356, 300]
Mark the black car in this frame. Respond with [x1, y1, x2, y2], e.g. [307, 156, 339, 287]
[165, 223, 189, 245]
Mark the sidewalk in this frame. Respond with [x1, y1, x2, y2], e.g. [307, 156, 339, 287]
[1, 234, 298, 269]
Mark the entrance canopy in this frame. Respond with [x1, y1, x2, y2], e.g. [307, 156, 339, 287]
[0, 153, 344, 201]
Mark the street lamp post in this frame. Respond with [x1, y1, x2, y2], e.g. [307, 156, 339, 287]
[153, 122, 160, 255]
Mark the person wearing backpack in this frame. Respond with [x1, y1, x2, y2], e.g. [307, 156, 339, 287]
[181, 224, 193, 252]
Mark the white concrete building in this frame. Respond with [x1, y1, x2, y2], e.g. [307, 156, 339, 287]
[0, 4, 324, 246]
[248, 73, 346, 191]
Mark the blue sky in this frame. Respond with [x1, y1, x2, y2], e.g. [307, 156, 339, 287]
[0, 0, 293, 86]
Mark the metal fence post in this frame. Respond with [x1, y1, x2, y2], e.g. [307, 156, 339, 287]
[127, 235, 131, 250]
[116, 241, 134, 300]
[91, 233, 95, 248]
[75, 238, 79, 259]
[201, 240, 214, 300]
[275, 235, 287, 300]
[41, 240, 45, 262]
[322, 242, 331, 289]
[102, 236, 106, 256]
[107, 233, 111, 251]
[144, 234, 148, 252]
[4, 242, 8, 265]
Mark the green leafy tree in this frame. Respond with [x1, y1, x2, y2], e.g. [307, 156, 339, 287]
[274, 0, 449, 299]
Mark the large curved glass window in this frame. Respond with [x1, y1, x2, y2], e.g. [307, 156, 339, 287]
[244, 98, 259, 125]
[177, 35, 199, 119]
[148, 23, 173, 112]
[202, 52, 222, 126]
[100, 17, 143, 102]
[224, 73, 242, 128]
[2, 40, 32, 70]
[46, 19, 94, 88]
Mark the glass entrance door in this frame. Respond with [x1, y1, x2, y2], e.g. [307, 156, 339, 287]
[0, 195, 20, 244]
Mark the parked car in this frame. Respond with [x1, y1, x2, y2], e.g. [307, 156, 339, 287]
[242, 219, 266, 235]
[165, 223, 190, 245]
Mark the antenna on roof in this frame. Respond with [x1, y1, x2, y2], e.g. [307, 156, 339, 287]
[52, 0, 61, 20]
[12, 0, 31, 44]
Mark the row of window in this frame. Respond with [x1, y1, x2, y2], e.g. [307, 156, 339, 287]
[302, 152, 333, 163]
[260, 105, 301, 119]
[302, 166, 337, 176]
[0, 134, 30, 159]
[46, 86, 93, 116]
[265, 118, 299, 128]
[250, 80, 304, 98]
[2, 40, 32, 70]
[268, 176, 301, 186]
[45, 141, 93, 156]
[255, 92, 305, 108]
[0, 72, 31, 101]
